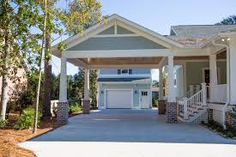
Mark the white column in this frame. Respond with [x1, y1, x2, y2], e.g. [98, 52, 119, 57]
[209, 54, 218, 85]
[84, 68, 90, 100]
[167, 56, 176, 102]
[229, 37, 236, 104]
[59, 56, 67, 101]
[159, 67, 163, 100]
[201, 83, 207, 106]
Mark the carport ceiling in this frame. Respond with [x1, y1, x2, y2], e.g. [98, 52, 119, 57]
[68, 57, 163, 68]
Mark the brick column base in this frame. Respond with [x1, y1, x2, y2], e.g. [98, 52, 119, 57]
[167, 102, 177, 123]
[57, 101, 69, 125]
[83, 100, 90, 114]
[208, 109, 213, 122]
[158, 100, 166, 114]
[226, 112, 236, 129]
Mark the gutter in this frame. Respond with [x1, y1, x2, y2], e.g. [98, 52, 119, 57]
[212, 38, 230, 130]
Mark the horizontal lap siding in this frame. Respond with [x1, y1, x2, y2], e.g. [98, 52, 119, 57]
[68, 36, 167, 51]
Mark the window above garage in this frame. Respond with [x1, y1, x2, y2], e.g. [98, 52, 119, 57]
[117, 69, 132, 75]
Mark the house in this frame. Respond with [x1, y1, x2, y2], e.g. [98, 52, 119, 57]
[97, 68, 152, 109]
[52, 14, 236, 128]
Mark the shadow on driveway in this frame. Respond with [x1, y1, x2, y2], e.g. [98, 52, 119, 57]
[32, 109, 236, 144]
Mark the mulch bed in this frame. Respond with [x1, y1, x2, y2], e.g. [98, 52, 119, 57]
[0, 118, 62, 157]
[0, 111, 83, 157]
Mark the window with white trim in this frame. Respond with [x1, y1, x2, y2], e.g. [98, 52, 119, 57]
[117, 69, 132, 75]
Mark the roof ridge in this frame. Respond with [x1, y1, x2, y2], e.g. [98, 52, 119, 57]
[171, 24, 236, 27]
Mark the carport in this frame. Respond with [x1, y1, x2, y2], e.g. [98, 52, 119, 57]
[52, 14, 210, 124]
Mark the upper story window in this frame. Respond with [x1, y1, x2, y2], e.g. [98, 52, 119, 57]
[117, 69, 132, 75]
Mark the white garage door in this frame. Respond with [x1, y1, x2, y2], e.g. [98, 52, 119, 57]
[106, 89, 132, 108]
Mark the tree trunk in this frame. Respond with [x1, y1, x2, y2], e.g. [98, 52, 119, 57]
[0, 75, 8, 120]
[42, 20, 52, 119]
[0, 25, 9, 120]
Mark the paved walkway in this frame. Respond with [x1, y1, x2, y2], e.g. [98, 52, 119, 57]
[21, 109, 236, 157]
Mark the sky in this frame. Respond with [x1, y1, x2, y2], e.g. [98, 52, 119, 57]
[52, 0, 236, 80]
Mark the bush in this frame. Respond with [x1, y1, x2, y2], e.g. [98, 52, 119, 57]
[14, 107, 41, 130]
[69, 103, 82, 114]
[0, 119, 8, 128]
[152, 98, 158, 107]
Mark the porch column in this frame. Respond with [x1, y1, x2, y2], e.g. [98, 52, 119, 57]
[159, 67, 163, 100]
[58, 56, 69, 124]
[158, 66, 166, 114]
[167, 56, 176, 102]
[229, 37, 236, 104]
[59, 56, 67, 101]
[83, 68, 90, 114]
[167, 56, 177, 123]
[209, 54, 218, 101]
[209, 54, 218, 85]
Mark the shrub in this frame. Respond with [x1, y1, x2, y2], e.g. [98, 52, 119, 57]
[0, 119, 8, 128]
[14, 107, 41, 130]
[152, 98, 158, 107]
[69, 103, 82, 114]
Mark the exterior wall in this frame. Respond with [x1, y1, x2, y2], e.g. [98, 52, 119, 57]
[98, 83, 151, 109]
[117, 26, 134, 34]
[186, 60, 226, 90]
[98, 26, 115, 35]
[99, 68, 151, 76]
[68, 36, 166, 51]
[208, 103, 235, 128]
[98, 26, 134, 35]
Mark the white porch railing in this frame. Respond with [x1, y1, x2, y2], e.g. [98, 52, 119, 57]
[209, 84, 227, 103]
[177, 83, 207, 123]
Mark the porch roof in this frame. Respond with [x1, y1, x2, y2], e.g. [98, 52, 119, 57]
[52, 14, 226, 68]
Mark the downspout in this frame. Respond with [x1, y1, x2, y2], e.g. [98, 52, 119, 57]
[212, 39, 230, 130]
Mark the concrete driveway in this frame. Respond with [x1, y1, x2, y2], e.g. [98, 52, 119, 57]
[21, 109, 236, 157]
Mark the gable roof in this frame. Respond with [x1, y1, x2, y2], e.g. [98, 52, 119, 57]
[52, 14, 184, 58]
[168, 25, 236, 48]
[171, 25, 236, 38]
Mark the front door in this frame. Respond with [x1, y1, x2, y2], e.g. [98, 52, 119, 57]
[203, 68, 210, 98]
[140, 90, 150, 108]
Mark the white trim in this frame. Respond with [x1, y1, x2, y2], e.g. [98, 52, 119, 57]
[105, 88, 134, 109]
[91, 64, 160, 69]
[114, 15, 183, 48]
[139, 89, 151, 109]
[114, 21, 117, 35]
[64, 49, 173, 58]
[94, 34, 139, 38]
[202, 67, 221, 84]
[104, 89, 107, 108]
[52, 14, 184, 58]
[99, 74, 151, 78]
[98, 79, 152, 84]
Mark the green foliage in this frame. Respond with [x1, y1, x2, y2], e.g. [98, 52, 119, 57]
[59, 0, 102, 36]
[206, 121, 236, 138]
[152, 98, 158, 107]
[216, 15, 236, 25]
[69, 103, 82, 114]
[0, 119, 8, 128]
[231, 106, 236, 119]
[14, 107, 41, 130]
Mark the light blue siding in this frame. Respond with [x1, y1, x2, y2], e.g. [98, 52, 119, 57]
[100, 68, 151, 75]
[98, 26, 114, 35]
[117, 26, 134, 34]
[68, 36, 166, 51]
